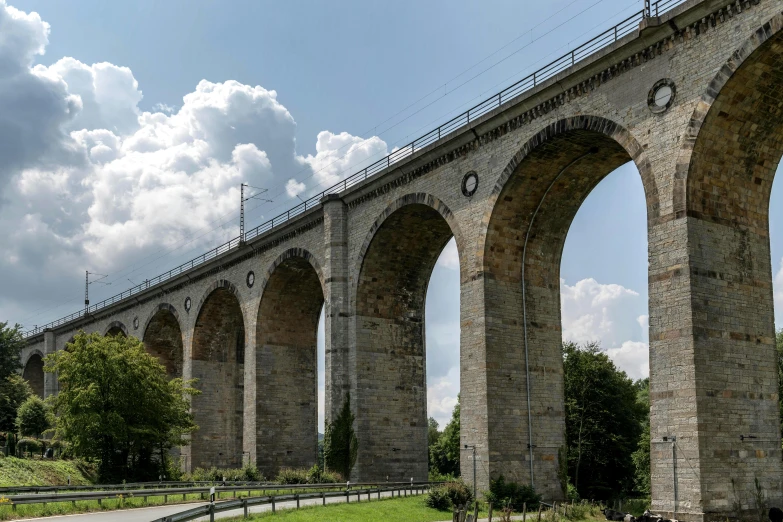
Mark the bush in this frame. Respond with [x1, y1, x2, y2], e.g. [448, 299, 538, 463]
[485, 476, 540, 512]
[429, 469, 458, 482]
[425, 487, 452, 511]
[185, 465, 263, 482]
[276, 467, 310, 485]
[425, 480, 473, 511]
[17, 437, 42, 456]
[305, 464, 342, 484]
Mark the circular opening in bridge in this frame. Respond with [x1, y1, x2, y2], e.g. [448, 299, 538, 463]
[23, 353, 45, 398]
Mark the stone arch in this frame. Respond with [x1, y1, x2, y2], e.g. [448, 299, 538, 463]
[103, 321, 128, 337]
[664, 14, 783, 513]
[255, 248, 325, 476]
[22, 350, 45, 398]
[479, 115, 652, 499]
[352, 192, 463, 481]
[353, 193, 465, 290]
[142, 304, 183, 378]
[191, 280, 246, 469]
[672, 12, 783, 218]
[478, 115, 656, 271]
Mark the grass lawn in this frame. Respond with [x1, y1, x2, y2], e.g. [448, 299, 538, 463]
[0, 457, 96, 487]
[232, 495, 488, 522]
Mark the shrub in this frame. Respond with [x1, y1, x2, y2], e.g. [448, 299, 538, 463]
[303, 464, 342, 484]
[425, 486, 452, 511]
[276, 467, 310, 484]
[429, 469, 458, 482]
[485, 476, 540, 512]
[17, 437, 42, 456]
[185, 465, 263, 482]
[425, 480, 473, 511]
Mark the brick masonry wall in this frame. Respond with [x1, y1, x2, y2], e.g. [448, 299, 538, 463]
[19, 2, 783, 517]
[255, 254, 323, 476]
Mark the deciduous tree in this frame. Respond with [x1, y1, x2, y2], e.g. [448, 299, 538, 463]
[563, 341, 645, 500]
[45, 331, 198, 482]
[16, 395, 51, 438]
[430, 396, 460, 477]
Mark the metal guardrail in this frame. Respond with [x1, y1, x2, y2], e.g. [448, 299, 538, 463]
[0, 480, 275, 495]
[1, 481, 430, 511]
[23, 0, 688, 339]
[152, 483, 433, 522]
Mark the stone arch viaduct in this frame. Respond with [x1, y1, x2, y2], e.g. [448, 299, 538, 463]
[20, 0, 783, 519]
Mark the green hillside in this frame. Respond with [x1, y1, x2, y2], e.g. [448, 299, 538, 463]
[0, 457, 96, 486]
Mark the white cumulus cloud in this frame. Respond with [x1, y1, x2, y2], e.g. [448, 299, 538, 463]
[561, 277, 649, 380]
[0, 0, 387, 326]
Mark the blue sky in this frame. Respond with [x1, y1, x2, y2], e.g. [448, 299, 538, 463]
[1, 0, 781, 429]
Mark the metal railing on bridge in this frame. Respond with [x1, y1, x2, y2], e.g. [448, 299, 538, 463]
[23, 0, 687, 339]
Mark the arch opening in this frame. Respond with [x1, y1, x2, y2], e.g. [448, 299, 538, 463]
[255, 255, 324, 476]
[191, 286, 245, 469]
[143, 308, 183, 379]
[483, 124, 647, 499]
[23, 353, 45, 398]
[354, 201, 457, 481]
[105, 322, 127, 337]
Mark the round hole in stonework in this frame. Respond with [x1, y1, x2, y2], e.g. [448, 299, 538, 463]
[184, 297, 192, 312]
[648, 78, 676, 114]
[246, 271, 255, 288]
[462, 171, 479, 197]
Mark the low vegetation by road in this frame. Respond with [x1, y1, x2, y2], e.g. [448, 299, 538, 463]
[228, 495, 486, 522]
[0, 457, 95, 487]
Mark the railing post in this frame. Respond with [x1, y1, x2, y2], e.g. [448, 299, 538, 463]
[322, 491, 325, 505]
[243, 499, 248, 518]
[296, 493, 299, 509]
[571, 50, 575, 66]
[614, 25, 618, 41]
[209, 503, 215, 522]
[272, 496, 275, 513]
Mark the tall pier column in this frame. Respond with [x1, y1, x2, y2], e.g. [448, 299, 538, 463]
[322, 195, 351, 428]
[649, 215, 783, 521]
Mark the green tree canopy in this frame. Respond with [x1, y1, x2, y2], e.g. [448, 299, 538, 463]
[323, 393, 358, 480]
[16, 395, 51, 438]
[45, 331, 198, 482]
[0, 322, 23, 381]
[430, 396, 460, 477]
[631, 378, 650, 495]
[0, 375, 31, 433]
[563, 341, 645, 500]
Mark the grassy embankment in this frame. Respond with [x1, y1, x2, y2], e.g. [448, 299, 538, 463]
[0, 457, 95, 487]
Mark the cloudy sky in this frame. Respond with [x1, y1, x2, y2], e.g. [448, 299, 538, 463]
[1, 0, 781, 430]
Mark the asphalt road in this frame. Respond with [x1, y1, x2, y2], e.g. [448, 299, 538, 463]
[21, 490, 418, 522]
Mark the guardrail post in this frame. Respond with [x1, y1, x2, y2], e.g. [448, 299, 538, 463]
[322, 491, 325, 505]
[296, 494, 299, 509]
[346, 490, 349, 503]
[209, 503, 215, 522]
[243, 499, 248, 518]
[272, 496, 275, 514]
